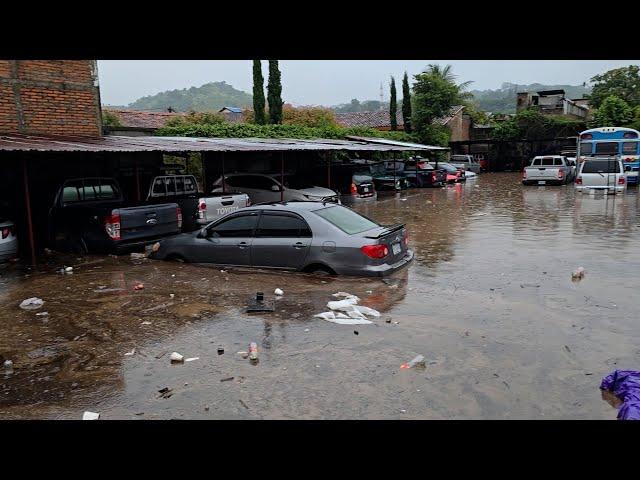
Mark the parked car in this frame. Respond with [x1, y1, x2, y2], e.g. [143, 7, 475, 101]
[403, 159, 446, 187]
[151, 202, 414, 277]
[211, 173, 339, 204]
[0, 219, 17, 262]
[48, 177, 182, 254]
[351, 160, 410, 191]
[308, 164, 376, 203]
[450, 155, 481, 174]
[575, 157, 627, 194]
[147, 174, 250, 231]
[522, 156, 574, 185]
[428, 162, 465, 183]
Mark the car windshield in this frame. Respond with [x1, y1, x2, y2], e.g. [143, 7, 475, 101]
[353, 174, 373, 184]
[435, 163, 457, 172]
[280, 176, 316, 190]
[314, 205, 379, 235]
[581, 160, 621, 174]
[451, 156, 470, 163]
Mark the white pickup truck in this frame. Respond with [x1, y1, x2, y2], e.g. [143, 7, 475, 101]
[522, 156, 575, 186]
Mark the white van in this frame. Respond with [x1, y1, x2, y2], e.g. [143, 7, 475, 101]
[575, 158, 626, 194]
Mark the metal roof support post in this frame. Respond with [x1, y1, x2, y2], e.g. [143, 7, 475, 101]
[326, 152, 331, 189]
[135, 159, 141, 202]
[22, 158, 36, 266]
[280, 152, 284, 202]
[393, 151, 396, 191]
[221, 152, 226, 194]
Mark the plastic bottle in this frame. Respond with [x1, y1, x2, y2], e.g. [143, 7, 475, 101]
[249, 342, 258, 363]
[400, 355, 426, 369]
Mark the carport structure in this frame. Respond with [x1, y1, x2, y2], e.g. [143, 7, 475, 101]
[0, 134, 448, 265]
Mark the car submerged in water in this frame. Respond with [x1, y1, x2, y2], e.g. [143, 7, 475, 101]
[150, 201, 413, 277]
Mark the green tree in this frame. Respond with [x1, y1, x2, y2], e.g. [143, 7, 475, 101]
[267, 60, 283, 124]
[101, 110, 122, 127]
[252, 60, 266, 125]
[389, 76, 397, 131]
[402, 72, 412, 133]
[589, 65, 640, 109]
[590, 95, 634, 127]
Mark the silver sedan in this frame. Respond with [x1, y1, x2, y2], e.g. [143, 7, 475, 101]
[150, 202, 413, 277]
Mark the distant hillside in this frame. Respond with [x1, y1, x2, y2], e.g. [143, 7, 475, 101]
[471, 83, 591, 114]
[128, 81, 253, 112]
[331, 99, 390, 113]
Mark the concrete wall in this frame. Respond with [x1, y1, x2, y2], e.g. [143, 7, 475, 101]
[0, 60, 102, 137]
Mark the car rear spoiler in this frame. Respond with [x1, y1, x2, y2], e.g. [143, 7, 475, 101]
[364, 223, 405, 239]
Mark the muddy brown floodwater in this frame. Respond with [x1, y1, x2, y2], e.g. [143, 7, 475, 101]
[2, 173, 640, 419]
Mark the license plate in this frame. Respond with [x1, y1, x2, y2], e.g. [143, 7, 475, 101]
[538, 181, 546, 185]
[363, 187, 369, 192]
[392, 242, 401, 255]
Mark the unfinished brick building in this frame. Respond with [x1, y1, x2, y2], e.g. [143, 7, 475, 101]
[0, 60, 102, 137]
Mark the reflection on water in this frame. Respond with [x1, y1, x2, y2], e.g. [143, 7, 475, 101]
[1, 173, 640, 419]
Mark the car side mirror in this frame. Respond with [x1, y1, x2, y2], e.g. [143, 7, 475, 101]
[271, 185, 280, 192]
[624, 166, 631, 172]
[198, 227, 208, 238]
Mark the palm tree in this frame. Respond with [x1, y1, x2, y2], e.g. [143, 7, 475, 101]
[425, 64, 473, 99]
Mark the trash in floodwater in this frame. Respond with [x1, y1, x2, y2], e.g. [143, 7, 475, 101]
[600, 370, 640, 420]
[352, 305, 381, 318]
[19, 297, 44, 310]
[353, 330, 359, 335]
[572, 267, 586, 281]
[35, 311, 49, 316]
[141, 321, 152, 326]
[170, 352, 184, 363]
[327, 298, 359, 311]
[169, 293, 175, 299]
[157, 387, 173, 399]
[317, 313, 372, 325]
[249, 342, 259, 363]
[124, 348, 136, 356]
[185, 357, 200, 362]
[4, 359, 13, 370]
[217, 347, 224, 355]
[65, 266, 74, 273]
[237, 351, 249, 359]
[82, 411, 100, 420]
[246, 292, 274, 313]
[130, 253, 147, 260]
[220, 377, 234, 382]
[332, 292, 361, 302]
[133, 283, 144, 291]
[274, 288, 284, 296]
[400, 355, 426, 370]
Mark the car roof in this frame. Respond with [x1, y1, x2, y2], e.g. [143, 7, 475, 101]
[243, 201, 340, 213]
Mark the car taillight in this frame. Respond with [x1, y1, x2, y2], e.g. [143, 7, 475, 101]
[198, 200, 206, 219]
[576, 177, 582, 184]
[104, 213, 121, 240]
[522, 170, 527, 179]
[403, 230, 409, 247]
[557, 170, 564, 179]
[1, 227, 11, 239]
[361, 244, 389, 259]
[431, 172, 437, 181]
[618, 176, 626, 185]
[177, 207, 183, 229]
[246, 197, 251, 207]
[350, 183, 358, 195]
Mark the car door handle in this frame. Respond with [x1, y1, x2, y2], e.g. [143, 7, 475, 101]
[237, 241, 249, 249]
[292, 242, 306, 249]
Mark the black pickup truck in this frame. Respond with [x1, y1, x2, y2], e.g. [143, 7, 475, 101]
[48, 177, 182, 254]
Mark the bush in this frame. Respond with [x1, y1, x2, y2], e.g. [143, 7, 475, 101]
[164, 111, 225, 127]
[102, 110, 122, 127]
[282, 105, 337, 128]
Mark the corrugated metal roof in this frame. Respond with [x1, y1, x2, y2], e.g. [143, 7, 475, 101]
[0, 134, 438, 153]
[344, 136, 450, 151]
[219, 107, 243, 113]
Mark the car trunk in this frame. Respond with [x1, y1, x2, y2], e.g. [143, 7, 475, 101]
[117, 204, 179, 242]
[363, 224, 408, 264]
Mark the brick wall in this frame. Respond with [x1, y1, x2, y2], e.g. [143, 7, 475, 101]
[0, 60, 102, 137]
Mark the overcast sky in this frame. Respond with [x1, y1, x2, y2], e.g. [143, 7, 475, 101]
[97, 60, 639, 107]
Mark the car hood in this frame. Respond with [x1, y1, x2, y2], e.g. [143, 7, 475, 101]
[297, 187, 337, 197]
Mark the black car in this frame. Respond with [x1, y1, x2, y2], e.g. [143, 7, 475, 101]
[308, 164, 376, 202]
[351, 160, 410, 191]
[403, 159, 447, 187]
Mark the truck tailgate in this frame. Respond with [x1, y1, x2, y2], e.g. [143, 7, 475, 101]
[118, 203, 180, 241]
[198, 193, 249, 224]
[525, 167, 560, 179]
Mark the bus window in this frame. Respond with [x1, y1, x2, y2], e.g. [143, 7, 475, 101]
[595, 142, 618, 155]
[580, 142, 593, 154]
[622, 142, 638, 155]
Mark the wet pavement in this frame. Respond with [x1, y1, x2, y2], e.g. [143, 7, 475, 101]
[1, 173, 640, 419]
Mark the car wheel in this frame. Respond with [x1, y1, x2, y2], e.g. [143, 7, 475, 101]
[304, 264, 335, 276]
[167, 254, 186, 263]
[66, 234, 88, 255]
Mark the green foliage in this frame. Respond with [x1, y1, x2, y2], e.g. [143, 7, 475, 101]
[589, 66, 640, 109]
[412, 64, 468, 144]
[402, 72, 412, 133]
[282, 105, 337, 128]
[267, 60, 283, 124]
[491, 108, 585, 141]
[252, 60, 266, 125]
[470, 82, 591, 114]
[630, 106, 640, 132]
[101, 110, 122, 127]
[164, 111, 225, 127]
[128, 81, 252, 112]
[156, 121, 416, 142]
[389, 76, 397, 131]
[332, 99, 388, 113]
[590, 95, 634, 127]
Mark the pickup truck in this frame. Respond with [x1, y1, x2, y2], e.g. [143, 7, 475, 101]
[147, 175, 250, 230]
[449, 155, 481, 174]
[522, 156, 574, 185]
[48, 177, 182, 254]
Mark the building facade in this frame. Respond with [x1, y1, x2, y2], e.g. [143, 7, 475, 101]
[0, 60, 102, 137]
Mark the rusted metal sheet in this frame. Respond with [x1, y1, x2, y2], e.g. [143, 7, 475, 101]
[0, 134, 436, 153]
[344, 136, 450, 151]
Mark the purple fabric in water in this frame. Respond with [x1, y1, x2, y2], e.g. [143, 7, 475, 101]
[600, 370, 640, 420]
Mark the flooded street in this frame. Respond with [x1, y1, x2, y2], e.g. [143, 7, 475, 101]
[2, 172, 640, 419]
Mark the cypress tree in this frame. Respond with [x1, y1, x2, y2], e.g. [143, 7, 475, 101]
[267, 60, 283, 124]
[252, 60, 266, 125]
[402, 71, 412, 133]
[389, 76, 397, 131]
